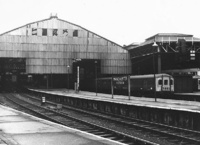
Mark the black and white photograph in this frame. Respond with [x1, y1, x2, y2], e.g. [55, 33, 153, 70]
[0, 0, 199, 144]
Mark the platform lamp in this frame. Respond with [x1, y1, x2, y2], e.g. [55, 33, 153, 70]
[67, 65, 70, 92]
[152, 41, 158, 102]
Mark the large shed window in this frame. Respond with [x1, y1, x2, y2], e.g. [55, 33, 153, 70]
[63, 29, 68, 36]
[42, 29, 47, 36]
[32, 28, 37, 35]
[73, 30, 78, 37]
[53, 29, 58, 36]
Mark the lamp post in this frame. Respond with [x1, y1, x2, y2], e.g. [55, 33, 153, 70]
[77, 65, 79, 92]
[67, 65, 70, 92]
[95, 61, 98, 96]
[152, 42, 158, 102]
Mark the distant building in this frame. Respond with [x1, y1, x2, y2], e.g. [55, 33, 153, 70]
[127, 33, 200, 75]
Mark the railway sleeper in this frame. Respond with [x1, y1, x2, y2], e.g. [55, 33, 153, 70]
[43, 112, 56, 116]
[101, 134, 116, 138]
[88, 130, 105, 134]
[183, 133, 198, 138]
[168, 139, 186, 144]
[95, 132, 113, 138]
[82, 129, 98, 132]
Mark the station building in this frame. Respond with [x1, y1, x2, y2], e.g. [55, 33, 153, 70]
[0, 15, 131, 90]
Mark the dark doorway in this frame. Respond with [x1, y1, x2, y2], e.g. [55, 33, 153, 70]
[0, 58, 26, 74]
[0, 58, 26, 92]
[72, 59, 101, 91]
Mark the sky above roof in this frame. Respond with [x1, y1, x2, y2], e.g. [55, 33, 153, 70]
[0, 0, 199, 46]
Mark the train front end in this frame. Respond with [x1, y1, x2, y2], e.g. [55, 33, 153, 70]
[155, 74, 174, 98]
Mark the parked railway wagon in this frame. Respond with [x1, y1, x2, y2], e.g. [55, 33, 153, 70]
[97, 73, 174, 98]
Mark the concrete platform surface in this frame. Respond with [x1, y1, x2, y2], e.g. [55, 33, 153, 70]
[30, 88, 200, 113]
[0, 105, 125, 145]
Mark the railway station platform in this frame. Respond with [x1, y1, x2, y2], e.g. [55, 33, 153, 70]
[174, 92, 200, 101]
[0, 104, 124, 145]
[31, 88, 200, 113]
[27, 88, 200, 132]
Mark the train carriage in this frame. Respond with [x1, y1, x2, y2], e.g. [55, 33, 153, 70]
[130, 74, 174, 98]
[97, 73, 174, 98]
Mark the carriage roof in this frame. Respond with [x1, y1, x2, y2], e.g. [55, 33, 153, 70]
[97, 74, 173, 80]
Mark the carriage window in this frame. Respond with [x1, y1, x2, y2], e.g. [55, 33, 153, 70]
[170, 79, 174, 85]
[164, 80, 168, 85]
[158, 79, 162, 85]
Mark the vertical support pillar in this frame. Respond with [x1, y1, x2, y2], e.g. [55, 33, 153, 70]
[128, 75, 131, 100]
[46, 75, 49, 89]
[169, 76, 171, 92]
[77, 66, 79, 92]
[157, 46, 161, 74]
[67, 65, 70, 92]
[153, 52, 157, 102]
[95, 62, 97, 96]
[111, 76, 114, 99]
[51, 73, 53, 88]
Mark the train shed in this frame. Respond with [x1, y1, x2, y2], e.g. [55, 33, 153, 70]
[0, 15, 131, 90]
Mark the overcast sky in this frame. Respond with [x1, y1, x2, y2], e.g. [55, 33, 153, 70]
[0, 0, 199, 46]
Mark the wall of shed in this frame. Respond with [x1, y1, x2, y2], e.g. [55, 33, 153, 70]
[0, 17, 131, 75]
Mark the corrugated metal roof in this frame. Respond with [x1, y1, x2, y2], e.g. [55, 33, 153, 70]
[163, 68, 200, 73]
[193, 37, 200, 41]
[0, 16, 123, 48]
[146, 33, 193, 41]
[128, 33, 200, 50]
[123, 42, 141, 50]
[130, 73, 171, 79]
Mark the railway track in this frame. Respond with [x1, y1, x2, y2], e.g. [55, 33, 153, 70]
[2, 93, 157, 145]
[4, 92, 200, 145]
[18, 93, 200, 145]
